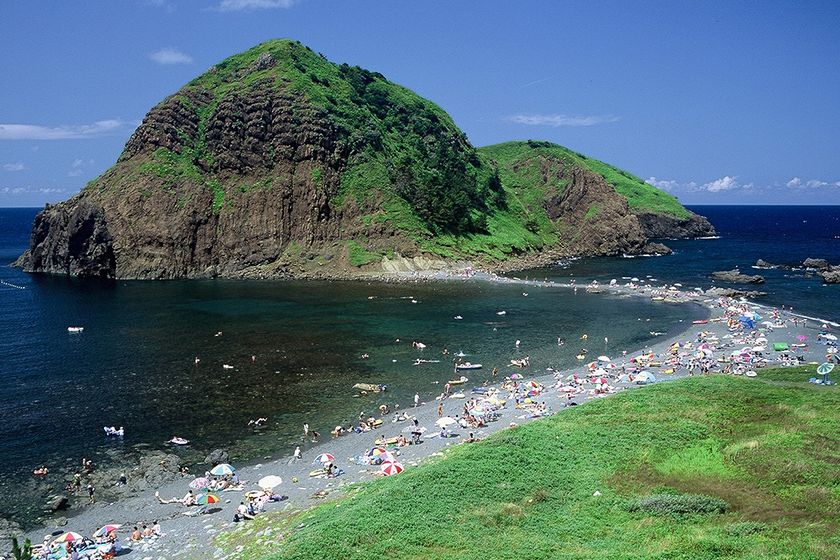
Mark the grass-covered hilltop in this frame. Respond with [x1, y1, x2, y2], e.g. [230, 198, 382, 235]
[16, 39, 714, 279]
[220, 366, 839, 560]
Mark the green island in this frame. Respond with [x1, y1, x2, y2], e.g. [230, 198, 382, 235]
[18, 39, 713, 279]
[216, 366, 838, 560]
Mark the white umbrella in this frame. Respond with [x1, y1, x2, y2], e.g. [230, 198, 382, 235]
[258, 475, 283, 490]
[209, 463, 236, 476]
[435, 417, 457, 428]
[597, 356, 611, 363]
[822, 333, 838, 341]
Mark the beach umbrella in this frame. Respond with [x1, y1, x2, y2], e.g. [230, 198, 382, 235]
[797, 335, 808, 342]
[258, 475, 283, 490]
[435, 417, 457, 428]
[597, 355, 611, 363]
[93, 525, 121, 537]
[822, 333, 838, 341]
[209, 463, 236, 476]
[817, 363, 835, 375]
[52, 532, 84, 545]
[195, 493, 220, 505]
[752, 346, 766, 352]
[380, 462, 404, 476]
[510, 373, 523, 380]
[189, 477, 210, 490]
[365, 447, 391, 459]
[314, 453, 335, 465]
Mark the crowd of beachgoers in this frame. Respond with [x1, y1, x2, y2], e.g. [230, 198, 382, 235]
[5, 277, 838, 560]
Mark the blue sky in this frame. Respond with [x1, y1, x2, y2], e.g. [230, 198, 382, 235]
[2, 0, 839, 207]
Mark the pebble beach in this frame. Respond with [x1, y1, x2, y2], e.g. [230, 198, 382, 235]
[9, 275, 837, 560]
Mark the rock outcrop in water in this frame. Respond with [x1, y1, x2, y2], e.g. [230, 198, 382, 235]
[711, 269, 765, 284]
[16, 39, 714, 279]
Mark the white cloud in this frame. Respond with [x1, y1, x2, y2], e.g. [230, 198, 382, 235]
[506, 114, 620, 127]
[645, 177, 679, 191]
[787, 177, 834, 189]
[0, 120, 125, 140]
[215, 0, 296, 11]
[3, 163, 25, 172]
[68, 158, 95, 177]
[0, 186, 67, 195]
[702, 176, 740, 192]
[150, 47, 193, 65]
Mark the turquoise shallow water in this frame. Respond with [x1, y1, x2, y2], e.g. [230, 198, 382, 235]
[0, 208, 705, 526]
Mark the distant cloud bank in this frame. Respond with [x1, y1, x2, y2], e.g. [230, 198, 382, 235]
[506, 114, 620, 127]
[0, 120, 127, 140]
[150, 47, 193, 65]
[215, 0, 296, 11]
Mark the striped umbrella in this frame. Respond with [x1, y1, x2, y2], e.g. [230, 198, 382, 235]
[195, 493, 220, 505]
[189, 477, 210, 490]
[52, 532, 84, 545]
[380, 462, 404, 476]
[209, 463, 236, 476]
[93, 524, 121, 537]
[314, 453, 335, 465]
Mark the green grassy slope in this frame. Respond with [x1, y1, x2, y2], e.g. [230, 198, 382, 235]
[480, 141, 690, 219]
[221, 366, 839, 559]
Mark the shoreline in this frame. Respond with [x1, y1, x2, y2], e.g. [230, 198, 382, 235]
[8, 275, 834, 559]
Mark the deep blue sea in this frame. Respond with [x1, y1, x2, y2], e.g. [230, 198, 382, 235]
[0, 205, 836, 527]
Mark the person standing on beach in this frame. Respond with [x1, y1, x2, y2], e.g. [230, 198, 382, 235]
[87, 483, 95, 504]
[414, 393, 419, 407]
[293, 446, 301, 460]
[303, 423, 309, 438]
[437, 402, 443, 417]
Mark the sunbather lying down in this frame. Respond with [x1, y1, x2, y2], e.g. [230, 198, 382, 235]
[156, 490, 196, 506]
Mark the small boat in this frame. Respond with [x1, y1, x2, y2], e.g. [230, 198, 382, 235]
[692, 320, 709, 325]
[67, 327, 84, 333]
[496, 311, 506, 316]
[353, 383, 387, 393]
[455, 361, 482, 370]
[454, 351, 467, 358]
[510, 358, 530, 368]
[448, 375, 471, 384]
[222, 364, 234, 369]
[169, 437, 189, 445]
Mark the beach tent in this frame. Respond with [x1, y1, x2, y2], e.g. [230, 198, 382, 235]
[635, 371, 656, 384]
[773, 343, 790, 351]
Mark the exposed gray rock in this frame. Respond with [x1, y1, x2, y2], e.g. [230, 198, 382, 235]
[205, 449, 230, 466]
[635, 211, 716, 239]
[129, 452, 182, 490]
[818, 269, 840, 284]
[44, 495, 68, 512]
[803, 258, 830, 270]
[704, 287, 767, 298]
[754, 259, 777, 269]
[710, 269, 765, 284]
[641, 242, 672, 255]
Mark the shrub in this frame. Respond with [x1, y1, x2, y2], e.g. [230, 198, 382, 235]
[626, 493, 728, 515]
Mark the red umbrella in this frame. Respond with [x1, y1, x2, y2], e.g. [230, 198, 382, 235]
[195, 493, 220, 505]
[380, 462, 404, 476]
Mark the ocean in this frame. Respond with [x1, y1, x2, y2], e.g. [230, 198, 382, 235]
[0, 205, 836, 527]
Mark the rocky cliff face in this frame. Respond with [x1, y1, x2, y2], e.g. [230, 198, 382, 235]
[16, 40, 713, 279]
[634, 211, 716, 240]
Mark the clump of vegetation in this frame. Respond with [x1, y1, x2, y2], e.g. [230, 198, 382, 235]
[346, 240, 380, 267]
[626, 493, 728, 515]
